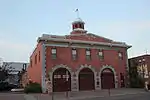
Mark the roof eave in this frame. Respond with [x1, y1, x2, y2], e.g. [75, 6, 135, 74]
[38, 37, 131, 48]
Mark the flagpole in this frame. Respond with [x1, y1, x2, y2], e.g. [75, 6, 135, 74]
[145, 49, 148, 55]
[75, 9, 79, 18]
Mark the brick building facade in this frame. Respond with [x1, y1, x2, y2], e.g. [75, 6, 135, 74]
[27, 18, 131, 93]
[129, 54, 150, 83]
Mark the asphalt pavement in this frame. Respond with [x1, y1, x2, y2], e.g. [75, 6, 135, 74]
[80, 92, 150, 100]
[0, 89, 149, 100]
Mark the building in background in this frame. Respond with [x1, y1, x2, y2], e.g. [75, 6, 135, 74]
[27, 18, 131, 93]
[20, 69, 28, 88]
[128, 54, 150, 87]
[0, 58, 3, 67]
[2, 62, 29, 87]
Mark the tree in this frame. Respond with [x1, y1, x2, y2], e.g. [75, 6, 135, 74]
[0, 62, 13, 91]
[129, 60, 144, 88]
[0, 62, 16, 82]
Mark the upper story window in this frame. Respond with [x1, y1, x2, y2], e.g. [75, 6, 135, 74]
[98, 50, 104, 59]
[30, 60, 32, 67]
[75, 24, 78, 28]
[35, 55, 37, 64]
[118, 52, 123, 60]
[51, 48, 57, 59]
[86, 48, 91, 60]
[72, 48, 77, 60]
[39, 51, 40, 62]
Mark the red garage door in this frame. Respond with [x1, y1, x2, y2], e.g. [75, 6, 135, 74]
[53, 68, 71, 92]
[79, 68, 95, 91]
[101, 68, 115, 89]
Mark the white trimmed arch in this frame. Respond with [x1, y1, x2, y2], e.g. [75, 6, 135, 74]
[50, 64, 72, 74]
[99, 65, 118, 88]
[48, 64, 72, 92]
[76, 64, 96, 75]
[76, 64, 97, 91]
[49, 64, 72, 80]
[100, 65, 116, 76]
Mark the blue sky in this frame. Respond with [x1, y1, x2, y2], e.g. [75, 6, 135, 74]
[0, 0, 150, 62]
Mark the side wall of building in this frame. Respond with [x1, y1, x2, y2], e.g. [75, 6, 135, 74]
[27, 42, 43, 84]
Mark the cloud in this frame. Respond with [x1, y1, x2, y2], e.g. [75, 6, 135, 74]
[0, 39, 32, 62]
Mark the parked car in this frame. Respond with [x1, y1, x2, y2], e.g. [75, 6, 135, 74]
[0, 82, 18, 91]
[11, 88, 24, 92]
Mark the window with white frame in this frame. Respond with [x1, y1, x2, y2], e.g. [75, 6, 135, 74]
[72, 48, 77, 60]
[51, 48, 57, 59]
[98, 50, 104, 59]
[118, 52, 123, 60]
[86, 49, 91, 60]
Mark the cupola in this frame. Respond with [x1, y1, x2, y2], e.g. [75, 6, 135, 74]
[71, 9, 87, 34]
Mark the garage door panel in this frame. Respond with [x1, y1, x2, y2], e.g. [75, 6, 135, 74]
[53, 68, 71, 92]
[79, 68, 95, 91]
[101, 69, 115, 89]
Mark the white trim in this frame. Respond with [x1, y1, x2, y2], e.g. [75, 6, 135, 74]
[38, 36, 131, 48]
[50, 64, 72, 74]
[41, 44, 47, 93]
[72, 18, 85, 24]
[72, 28, 87, 33]
[125, 49, 129, 87]
[68, 33, 86, 36]
[76, 64, 96, 76]
[45, 44, 69, 47]
[44, 43, 127, 51]
[99, 65, 118, 89]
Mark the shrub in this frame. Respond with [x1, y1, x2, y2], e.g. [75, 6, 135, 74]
[0, 82, 9, 91]
[130, 76, 144, 88]
[24, 82, 42, 93]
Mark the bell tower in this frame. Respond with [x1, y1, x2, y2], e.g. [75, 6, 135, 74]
[71, 9, 87, 34]
[72, 18, 85, 30]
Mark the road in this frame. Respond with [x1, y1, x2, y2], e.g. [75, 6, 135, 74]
[80, 92, 150, 100]
[0, 92, 149, 100]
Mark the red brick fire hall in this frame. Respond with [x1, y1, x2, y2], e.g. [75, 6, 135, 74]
[27, 18, 131, 93]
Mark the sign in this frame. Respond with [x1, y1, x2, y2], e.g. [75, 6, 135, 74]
[65, 71, 69, 81]
[103, 69, 112, 73]
[54, 75, 61, 79]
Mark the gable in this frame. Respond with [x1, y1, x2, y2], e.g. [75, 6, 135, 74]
[66, 33, 113, 43]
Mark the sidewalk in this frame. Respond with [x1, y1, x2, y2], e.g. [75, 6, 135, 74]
[30, 88, 147, 100]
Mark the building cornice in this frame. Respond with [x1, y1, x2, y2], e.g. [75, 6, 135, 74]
[38, 37, 131, 49]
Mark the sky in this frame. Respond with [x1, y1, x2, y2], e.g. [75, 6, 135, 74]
[0, 0, 150, 62]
